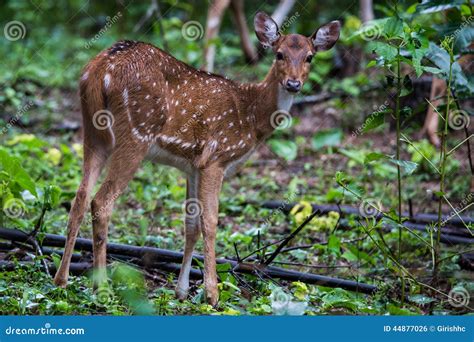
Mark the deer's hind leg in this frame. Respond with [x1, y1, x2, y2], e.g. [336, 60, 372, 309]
[90, 141, 148, 284]
[54, 149, 108, 287]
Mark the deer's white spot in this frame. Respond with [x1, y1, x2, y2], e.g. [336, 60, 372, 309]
[104, 73, 111, 89]
[209, 140, 218, 152]
[122, 88, 129, 106]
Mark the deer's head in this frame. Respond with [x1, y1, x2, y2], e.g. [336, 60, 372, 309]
[254, 12, 340, 93]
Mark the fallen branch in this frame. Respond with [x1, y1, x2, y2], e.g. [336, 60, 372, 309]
[0, 228, 377, 294]
[264, 210, 319, 266]
[259, 200, 474, 230]
[335, 219, 474, 245]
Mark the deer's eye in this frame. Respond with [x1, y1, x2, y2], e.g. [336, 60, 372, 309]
[306, 55, 313, 63]
[276, 52, 284, 60]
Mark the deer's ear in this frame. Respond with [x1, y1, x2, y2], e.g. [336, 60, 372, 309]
[311, 21, 341, 51]
[254, 12, 280, 48]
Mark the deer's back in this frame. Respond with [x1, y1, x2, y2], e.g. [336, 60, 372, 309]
[80, 41, 257, 174]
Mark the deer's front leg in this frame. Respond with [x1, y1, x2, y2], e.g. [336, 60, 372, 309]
[176, 171, 201, 300]
[198, 165, 224, 306]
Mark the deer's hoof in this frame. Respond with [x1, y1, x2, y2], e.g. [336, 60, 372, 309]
[206, 291, 218, 307]
[175, 286, 189, 301]
[53, 275, 68, 288]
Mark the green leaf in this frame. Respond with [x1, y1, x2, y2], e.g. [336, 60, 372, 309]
[342, 245, 376, 265]
[321, 288, 358, 311]
[0, 148, 37, 197]
[387, 303, 418, 315]
[366, 60, 377, 68]
[410, 48, 425, 78]
[416, 0, 464, 14]
[334, 171, 349, 185]
[311, 129, 343, 150]
[361, 110, 386, 133]
[389, 158, 418, 175]
[267, 139, 298, 161]
[384, 17, 403, 38]
[408, 294, 437, 305]
[43, 185, 61, 210]
[422, 66, 443, 74]
[370, 42, 398, 62]
[327, 235, 340, 252]
[454, 26, 474, 53]
[364, 152, 387, 164]
[426, 42, 474, 96]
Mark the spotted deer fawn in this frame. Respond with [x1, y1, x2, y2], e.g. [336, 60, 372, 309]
[53, 12, 340, 306]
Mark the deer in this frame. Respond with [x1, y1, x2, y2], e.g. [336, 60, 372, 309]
[53, 11, 340, 306]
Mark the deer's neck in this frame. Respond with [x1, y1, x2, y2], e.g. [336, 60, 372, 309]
[240, 63, 294, 141]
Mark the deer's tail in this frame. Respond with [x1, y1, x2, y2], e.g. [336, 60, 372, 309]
[79, 67, 115, 154]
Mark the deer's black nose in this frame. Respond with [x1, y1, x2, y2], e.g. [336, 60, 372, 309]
[286, 79, 301, 92]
